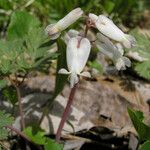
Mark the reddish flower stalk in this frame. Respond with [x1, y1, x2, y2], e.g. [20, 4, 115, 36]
[55, 83, 78, 142]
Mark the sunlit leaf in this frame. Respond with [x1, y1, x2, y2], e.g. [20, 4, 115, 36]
[128, 108, 150, 141]
[0, 111, 14, 140]
[139, 141, 150, 150]
[7, 11, 40, 40]
[23, 126, 46, 145]
[44, 138, 63, 150]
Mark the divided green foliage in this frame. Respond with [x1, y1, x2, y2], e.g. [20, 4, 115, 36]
[2, 87, 17, 105]
[0, 80, 7, 89]
[128, 108, 150, 141]
[7, 11, 40, 40]
[0, 111, 14, 140]
[129, 30, 150, 80]
[88, 60, 103, 74]
[129, 30, 150, 59]
[23, 126, 46, 145]
[24, 126, 63, 149]
[134, 61, 150, 80]
[44, 138, 63, 150]
[0, 11, 56, 76]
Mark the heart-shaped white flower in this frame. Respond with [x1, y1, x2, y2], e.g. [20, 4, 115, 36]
[62, 29, 79, 44]
[59, 37, 91, 87]
[89, 13, 136, 48]
[96, 33, 131, 70]
[45, 8, 83, 40]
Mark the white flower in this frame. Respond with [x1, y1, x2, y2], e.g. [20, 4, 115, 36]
[45, 8, 83, 39]
[58, 37, 91, 88]
[127, 51, 147, 62]
[62, 29, 79, 44]
[89, 13, 136, 48]
[96, 33, 131, 70]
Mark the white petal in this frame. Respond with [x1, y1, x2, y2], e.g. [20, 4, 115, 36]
[115, 58, 126, 70]
[62, 29, 79, 44]
[56, 8, 83, 31]
[70, 72, 79, 88]
[115, 43, 124, 55]
[58, 68, 70, 74]
[67, 29, 79, 38]
[76, 38, 91, 73]
[67, 37, 91, 75]
[127, 51, 146, 62]
[96, 15, 126, 42]
[66, 38, 79, 72]
[122, 34, 136, 48]
[89, 13, 98, 23]
[115, 57, 131, 70]
[96, 33, 117, 58]
[96, 41, 114, 58]
[45, 24, 59, 36]
[122, 56, 131, 67]
[80, 71, 91, 78]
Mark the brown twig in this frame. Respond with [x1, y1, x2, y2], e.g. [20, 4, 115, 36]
[5, 125, 30, 142]
[55, 83, 78, 142]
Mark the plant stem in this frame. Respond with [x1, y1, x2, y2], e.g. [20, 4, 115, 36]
[9, 76, 25, 130]
[55, 83, 78, 142]
[15, 85, 25, 130]
[5, 125, 30, 142]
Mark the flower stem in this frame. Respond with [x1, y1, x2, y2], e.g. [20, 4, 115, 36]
[55, 83, 78, 142]
[15, 85, 25, 130]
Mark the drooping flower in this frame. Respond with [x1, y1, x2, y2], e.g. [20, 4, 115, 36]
[45, 8, 83, 39]
[96, 33, 131, 70]
[62, 29, 79, 44]
[58, 37, 91, 87]
[89, 13, 136, 48]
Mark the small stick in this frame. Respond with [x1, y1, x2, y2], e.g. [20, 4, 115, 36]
[5, 125, 30, 142]
[55, 83, 78, 142]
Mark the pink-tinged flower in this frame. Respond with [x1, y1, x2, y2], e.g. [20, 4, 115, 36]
[89, 13, 136, 48]
[96, 33, 131, 70]
[45, 8, 83, 40]
[58, 37, 91, 87]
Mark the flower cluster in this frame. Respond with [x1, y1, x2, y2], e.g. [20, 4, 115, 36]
[45, 8, 136, 87]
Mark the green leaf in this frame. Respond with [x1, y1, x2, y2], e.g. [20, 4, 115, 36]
[0, 80, 7, 89]
[129, 30, 150, 80]
[53, 39, 68, 99]
[23, 126, 46, 145]
[88, 60, 103, 74]
[128, 108, 150, 141]
[7, 11, 40, 40]
[134, 61, 150, 80]
[139, 141, 150, 150]
[103, 0, 115, 13]
[2, 87, 17, 105]
[0, 111, 14, 140]
[44, 138, 63, 150]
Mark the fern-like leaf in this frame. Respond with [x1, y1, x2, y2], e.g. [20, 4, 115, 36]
[134, 61, 150, 80]
[0, 111, 13, 140]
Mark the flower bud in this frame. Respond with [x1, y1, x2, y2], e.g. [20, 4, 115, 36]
[45, 8, 83, 39]
[89, 14, 136, 48]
